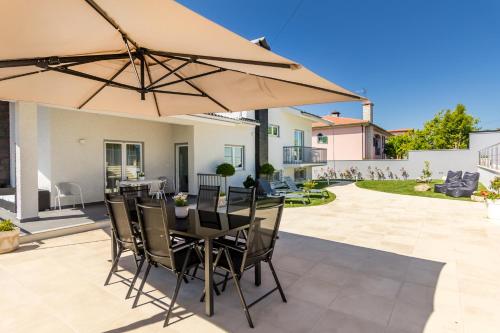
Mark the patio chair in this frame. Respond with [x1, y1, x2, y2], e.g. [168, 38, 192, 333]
[133, 198, 201, 327]
[445, 172, 480, 198]
[104, 194, 145, 299]
[257, 179, 307, 204]
[149, 179, 166, 199]
[212, 196, 287, 328]
[434, 170, 462, 194]
[224, 186, 257, 244]
[54, 182, 85, 210]
[120, 185, 150, 222]
[283, 177, 328, 198]
[197, 184, 220, 212]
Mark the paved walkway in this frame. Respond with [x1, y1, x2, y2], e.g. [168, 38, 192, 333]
[1, 182, 499, 332]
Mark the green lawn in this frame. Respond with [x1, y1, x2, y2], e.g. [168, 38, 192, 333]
[284, 180, 336, 208]
[355, 179, 486, 201]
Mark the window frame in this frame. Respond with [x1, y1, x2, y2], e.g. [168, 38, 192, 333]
[317, 133, 328, 144]
[224, 145, 245, 170]
[268, 124, 280, 137]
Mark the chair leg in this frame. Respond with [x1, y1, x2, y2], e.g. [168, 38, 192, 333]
[225, 248, 254, 328]
[190, 264, 199, 280]
[221, 272, 229, 292]
[132, 262, 152, 308]
[268, 260, 287, 303]
[104, 247, 123, 286]
[126, 257, 145, 299]
[165, 248, 192, 327]
[81, 194, 85, 209]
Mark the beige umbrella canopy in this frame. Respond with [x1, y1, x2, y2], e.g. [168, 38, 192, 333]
[0, 0, 362, 117]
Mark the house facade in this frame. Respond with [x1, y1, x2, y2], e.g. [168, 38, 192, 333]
[312, 102, 392, 160]
[0, 100, 326, 221]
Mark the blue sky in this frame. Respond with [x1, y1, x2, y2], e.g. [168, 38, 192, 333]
[179, 0, 500, 130]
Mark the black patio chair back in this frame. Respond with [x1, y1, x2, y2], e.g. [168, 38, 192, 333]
[197, 184, 220, 212]
[226, 186, 256, 216]
[135, 198, 176, 270]
[104, 194, 140, 252]
[120, 185, 150, 220]
[241, 196, 284, 270]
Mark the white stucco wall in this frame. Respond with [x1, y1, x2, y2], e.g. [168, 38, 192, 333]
[314, 131, 500, 184]
[192, 121, 256, 191]
[267, 107, 313, 178]
[39, 106, 175, 205]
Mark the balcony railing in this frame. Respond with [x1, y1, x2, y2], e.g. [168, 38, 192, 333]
[283, 146, 327, 165]
[479, 142, 500, 171]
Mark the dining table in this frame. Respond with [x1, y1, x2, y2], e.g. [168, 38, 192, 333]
[110, 202, 260, 317]
[119, 179, 163, 187]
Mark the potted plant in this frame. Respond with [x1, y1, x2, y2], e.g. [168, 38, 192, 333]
[0, 219, 20, 254]
[260, 163, 275, 181]
[243, 175, 256, 189]
[138, 171, 145, 181]
[485, 177, 500, 220]
[216, 163, 235, 194]
[173, 193, 189, 218]
[218, 191, 226, 207]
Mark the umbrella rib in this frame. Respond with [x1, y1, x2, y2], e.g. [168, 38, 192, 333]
[78, 60, 132, 109]
[193, 59, 362, 100]
[146, 53, 229, 111]
[146, 60, 191, 89]
[144, 60, 161, 117]
[0, 69, 48, 82]
[48, 66, 138, 91]
[147, 49, 296, 69]
[84, 0, 139, 49]
[150, 68, 225, 90]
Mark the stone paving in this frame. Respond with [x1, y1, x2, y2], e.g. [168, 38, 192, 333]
[1, 182, 499, 333]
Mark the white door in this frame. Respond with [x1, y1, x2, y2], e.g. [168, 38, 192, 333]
[104, 142, 143, 193]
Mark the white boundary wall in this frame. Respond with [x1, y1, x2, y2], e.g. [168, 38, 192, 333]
[313, 131, 500, 182]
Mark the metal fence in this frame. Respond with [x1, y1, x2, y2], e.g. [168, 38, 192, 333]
[283, 146, 327, 165]
[479, 142, 500, 171]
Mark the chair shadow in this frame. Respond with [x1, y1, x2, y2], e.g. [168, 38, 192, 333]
[102, 230, 445, 333]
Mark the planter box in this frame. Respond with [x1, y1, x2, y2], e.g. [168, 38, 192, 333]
[486, 199, 500, 220]
[470, 195, 485, 202]
[0, 228, 20, 254]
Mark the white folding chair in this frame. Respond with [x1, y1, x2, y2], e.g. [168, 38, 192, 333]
[54, 182, 85, 210]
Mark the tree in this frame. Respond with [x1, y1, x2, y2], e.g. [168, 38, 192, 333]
[216, 163, 235, 194]
[385, 104, 479, 159]
[259, 163, 275, 180]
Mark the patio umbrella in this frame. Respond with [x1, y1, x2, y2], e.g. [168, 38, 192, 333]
[0, 0, 363, 117]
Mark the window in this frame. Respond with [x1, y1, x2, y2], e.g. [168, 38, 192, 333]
[317, 133, 328, 144]
[272, 170, 282, 182]
[294, 167, 307, 181]
[294, 129, 304, 146]
[268, 124, 280, 137]
[224, 145, 245, 169]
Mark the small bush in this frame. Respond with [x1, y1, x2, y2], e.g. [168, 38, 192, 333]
[216, 163, 235, 177]
[243, 175, 256, 188]
[260, 163, 275, 178]
[0, 219, 16, 232]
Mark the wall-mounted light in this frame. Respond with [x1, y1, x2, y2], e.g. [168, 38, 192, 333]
[78, 138, 87, 144]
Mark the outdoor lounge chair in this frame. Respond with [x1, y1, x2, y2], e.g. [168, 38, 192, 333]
[133, 199, 201, 327]
[54, 182, 85, 210]
[257, 179, 308, 204]
[283, 177, 328, 198]
[213, 196, 287, 328]
[434, 170, 462, 194]
[104, 194, 145, 300]
[445, 172, 480, 198]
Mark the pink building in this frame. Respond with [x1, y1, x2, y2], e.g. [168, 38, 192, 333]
[312, 102, 392, 160]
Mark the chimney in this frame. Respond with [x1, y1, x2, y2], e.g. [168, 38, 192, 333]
[330, 111, 341, 117]
[362, 101, 373, 123]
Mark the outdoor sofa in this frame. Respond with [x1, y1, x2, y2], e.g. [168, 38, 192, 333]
[445, 172, 480, 198]
[434, 170, 462, 194]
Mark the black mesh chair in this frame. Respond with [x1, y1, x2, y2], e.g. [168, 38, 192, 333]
[104, 194, 145, 299]
[225, 186, 256, 244]
[213, 196, 287, 328]
[120, 185, 150, 222]
[133, 198, 201, 327]
[196, 185, 220, 212]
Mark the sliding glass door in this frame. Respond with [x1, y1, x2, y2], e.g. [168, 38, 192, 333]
[104, 142, 143, 193]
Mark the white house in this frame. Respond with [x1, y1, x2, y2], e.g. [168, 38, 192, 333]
[0, 100, 327, 221]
